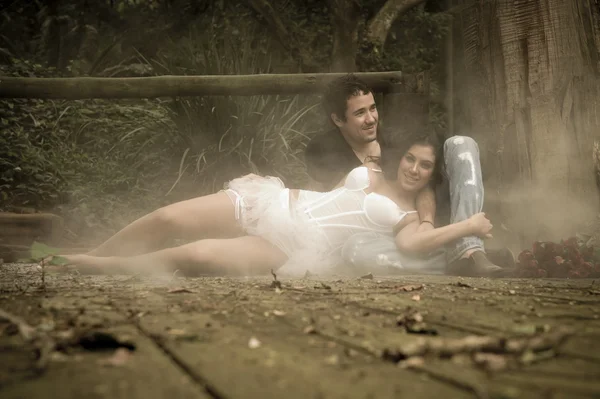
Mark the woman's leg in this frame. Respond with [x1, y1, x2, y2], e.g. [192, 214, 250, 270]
[88, 192, 242, 257]
[66, 235, 288, 276]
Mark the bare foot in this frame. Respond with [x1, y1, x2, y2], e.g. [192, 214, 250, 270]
[58, 254, 115, 274]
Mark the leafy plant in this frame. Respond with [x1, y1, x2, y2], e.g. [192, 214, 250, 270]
[145, 10, 322, 194]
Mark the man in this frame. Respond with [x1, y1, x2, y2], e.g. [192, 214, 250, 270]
[304, 74, 513, 277]
[304, 75, 380, 192]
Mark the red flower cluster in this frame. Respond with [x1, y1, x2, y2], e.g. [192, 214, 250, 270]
[516, 237, 600, 278]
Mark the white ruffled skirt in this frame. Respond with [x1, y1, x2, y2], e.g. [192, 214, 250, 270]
[223, 174, 335, 276]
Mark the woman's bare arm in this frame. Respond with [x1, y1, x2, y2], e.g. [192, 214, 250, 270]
[394, 213, 492, 254]
[415, 186, 436, 224]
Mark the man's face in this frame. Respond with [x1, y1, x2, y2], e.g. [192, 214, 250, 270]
[332, 92, 378, 145]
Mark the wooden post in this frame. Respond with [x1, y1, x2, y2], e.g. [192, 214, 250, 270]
[0, 71, 405, 99]
[382, 71, 430, 130]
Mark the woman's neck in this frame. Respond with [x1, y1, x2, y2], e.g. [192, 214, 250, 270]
[378, 179, 418, 210]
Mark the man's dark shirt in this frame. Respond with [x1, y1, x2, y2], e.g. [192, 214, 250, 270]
[305, 128, 452, 225]
[304, 129, 363, 191]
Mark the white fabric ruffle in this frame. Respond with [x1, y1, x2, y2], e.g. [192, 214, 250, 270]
[224, 175, 337, 276]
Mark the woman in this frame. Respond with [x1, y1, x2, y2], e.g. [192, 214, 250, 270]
[54, 127, 493, 276]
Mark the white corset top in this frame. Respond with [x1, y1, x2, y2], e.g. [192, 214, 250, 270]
[296, 166, 417, 254]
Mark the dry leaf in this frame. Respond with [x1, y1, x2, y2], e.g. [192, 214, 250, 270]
[167, 328, 187, 336]
[248, 337, 261, 349]
[303, 325, 317, 334]
[398, 356, 425, 369]
[98, 348, 131, 367]
[398, 284, 424, 292]
[167, 288, 194, 294]
[324, 354, 339, 365]
[473, 352, 508, 372]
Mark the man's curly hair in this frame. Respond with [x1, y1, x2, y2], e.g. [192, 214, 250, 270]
[322, 74, 373, 122]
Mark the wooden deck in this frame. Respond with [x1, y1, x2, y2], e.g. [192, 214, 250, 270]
[1, 263, 599, 399]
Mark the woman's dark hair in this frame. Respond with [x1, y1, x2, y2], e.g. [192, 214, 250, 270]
[374, 125, 445, 186]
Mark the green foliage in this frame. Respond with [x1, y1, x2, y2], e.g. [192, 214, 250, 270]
[29, 241, 68, 265]
[0, 0, 452, 244]
[0, 58, 184, 240]
[145, 10, 322, 192]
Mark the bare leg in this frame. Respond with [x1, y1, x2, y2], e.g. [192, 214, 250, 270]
[88, 192, 242, 257]
[66, 236, 287, 276]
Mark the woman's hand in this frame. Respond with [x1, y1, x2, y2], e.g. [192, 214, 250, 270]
[467, 212, 493, 238]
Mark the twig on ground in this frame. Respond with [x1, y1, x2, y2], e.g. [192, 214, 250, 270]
[270, 269, 282, 289]
[0, 307, 55, 372]
[0, 308, 37, 341]
[381, 326, 574, 361]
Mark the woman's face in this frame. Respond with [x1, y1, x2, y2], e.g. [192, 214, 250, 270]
[396, 143, 436, 192]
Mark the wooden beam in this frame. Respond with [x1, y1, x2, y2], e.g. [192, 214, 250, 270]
[0, 71, 407, 99]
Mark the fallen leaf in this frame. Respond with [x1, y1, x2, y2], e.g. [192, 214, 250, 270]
[270, 280, 282, 289]
[50, 352, 69, 362]
[398, 356, 425, 369]
[453, 282, 472, 288]
[167, 288, 194, 294]
[98, 348, 131, 367]
[520, 349, 556, 365]
[303, 325, 317, 334]
[406, 322, 438, 336]
[248, 337, 261, 349]
[397, 284, 424, 292]
[167, 329, 188, 336]
[473, 352, 508, 372]
[77, 331, 136, 351]
[316, 283, 331, 290]
[324, 354, 339, 365]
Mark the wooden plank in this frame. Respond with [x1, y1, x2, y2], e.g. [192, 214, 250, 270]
[132, 289, 471, 399]
[1, 324, 211, 399]
[2, 265, 600, 399]
[0, 72, 415, 99]
[0, 294, 212, 399]
[176, 276, 600, 398]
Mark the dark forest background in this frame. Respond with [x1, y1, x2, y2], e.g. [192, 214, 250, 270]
[2, 0, 600, 250]
[0, 0, 450, 244]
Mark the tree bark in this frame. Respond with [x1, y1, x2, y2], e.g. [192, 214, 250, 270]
[329, 0, 360, 72]
[366, 0, 427, 47]
[451, 0, 600, 247]
[245, 0, 314, 70]
[45, 0, 62, 69]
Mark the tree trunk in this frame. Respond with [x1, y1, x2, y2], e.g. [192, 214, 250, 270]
[45, 0, 62, 69]
[329, 0, 360, 72]
[451, 0, 600, 248]
[366, 0, 427, 47]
